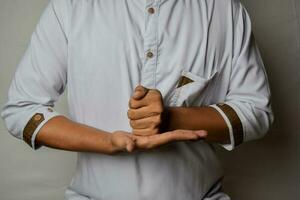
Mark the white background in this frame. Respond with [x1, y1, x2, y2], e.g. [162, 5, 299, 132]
[0, 0, 299, 199]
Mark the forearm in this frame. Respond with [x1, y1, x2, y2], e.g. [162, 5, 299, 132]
[163, 106, 230, 144]
[35, 115, 115, 154]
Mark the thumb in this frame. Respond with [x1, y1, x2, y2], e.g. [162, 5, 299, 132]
[133, 85, 149, 100]
[126, 139, 135, 152]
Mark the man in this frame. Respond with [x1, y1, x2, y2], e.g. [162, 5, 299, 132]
[1, 0, 273, 199]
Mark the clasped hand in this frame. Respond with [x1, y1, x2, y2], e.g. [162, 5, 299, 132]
[110, 85, 207, 153]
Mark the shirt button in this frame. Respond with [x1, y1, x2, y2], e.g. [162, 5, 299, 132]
[148, 7, 155, 14]
[146, 51, 154, 59]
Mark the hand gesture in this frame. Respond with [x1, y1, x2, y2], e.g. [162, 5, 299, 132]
[127, 85, 208, 152]
[110, 131, 136, 153]
[127, 85, 164, 136]
[131, 129, 207, 150]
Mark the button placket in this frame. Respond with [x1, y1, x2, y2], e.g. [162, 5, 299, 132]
[141, 0, 160, 89]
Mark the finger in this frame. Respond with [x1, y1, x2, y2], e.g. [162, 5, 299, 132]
[126, 140, 135, 152]
[131, 135, 156, 149]
[132, 85, 149, 100]
[129, 89, 163, 109]
[130, 115, 161, 129]
[167, 130, 207, 141]
[132, 128, 160, 136]
[128, 97, 148, 109]
[127, 106, 161, 120]
[130, 133, 169, 149]
[135, 130, 207, 149]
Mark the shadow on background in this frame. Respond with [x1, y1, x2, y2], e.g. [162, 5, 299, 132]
[216, 0, 300, 199]
[0, 0, 299, 199]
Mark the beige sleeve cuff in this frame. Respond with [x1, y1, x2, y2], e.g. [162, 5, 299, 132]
[209, 103, 244, 150]
[23, 107, 62, 150]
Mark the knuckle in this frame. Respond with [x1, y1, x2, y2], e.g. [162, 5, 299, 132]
[127, 109, 132, 118]
[127, 109, 136, 119]
[129, 99, 138, 108]
[129, 120, 135, 127]
[129, 99, 134, 108]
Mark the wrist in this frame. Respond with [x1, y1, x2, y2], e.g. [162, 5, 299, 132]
[108, 133, 119, 154]
[160, 107, 171, 133]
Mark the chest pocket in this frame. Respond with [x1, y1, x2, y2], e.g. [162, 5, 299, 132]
[169, 70, 219, 107]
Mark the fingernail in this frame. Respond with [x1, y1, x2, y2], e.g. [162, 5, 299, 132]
[195, 130, 207, 137]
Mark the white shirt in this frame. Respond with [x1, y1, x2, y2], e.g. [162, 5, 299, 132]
[1, 0, 274, 199]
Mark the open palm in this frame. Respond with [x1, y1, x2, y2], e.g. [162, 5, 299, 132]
[131, 129, 207, 150]
[111, 129, 207, 153]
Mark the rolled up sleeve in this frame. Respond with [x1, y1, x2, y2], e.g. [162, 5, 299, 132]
[210, 2, 274, 151]
[1, 0, 68, 150]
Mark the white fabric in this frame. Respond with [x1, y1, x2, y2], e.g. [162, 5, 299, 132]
[1, 0, 273, 199]
[209, 104, 235, 151]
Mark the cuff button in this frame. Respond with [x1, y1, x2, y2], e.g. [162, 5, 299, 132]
[34, 114, 42, 121]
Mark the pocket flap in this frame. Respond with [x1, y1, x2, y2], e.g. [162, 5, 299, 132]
[174, 70, 219, 106]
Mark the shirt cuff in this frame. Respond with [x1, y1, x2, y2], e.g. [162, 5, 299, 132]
[209, 103, 244, 151]
[22, 106, 63, 150]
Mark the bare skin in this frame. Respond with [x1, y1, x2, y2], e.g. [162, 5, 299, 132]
[127, 86, 164, 136]
[128, 85, 231, 148]
[36, 115, 206, 154]
[35, 116, 136, 154]
[36, 85, 229, 155]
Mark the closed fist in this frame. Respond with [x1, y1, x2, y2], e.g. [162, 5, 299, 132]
[127, 85, 164, 136]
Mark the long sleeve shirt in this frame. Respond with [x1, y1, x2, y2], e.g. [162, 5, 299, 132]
[1, 0, 274, 199]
